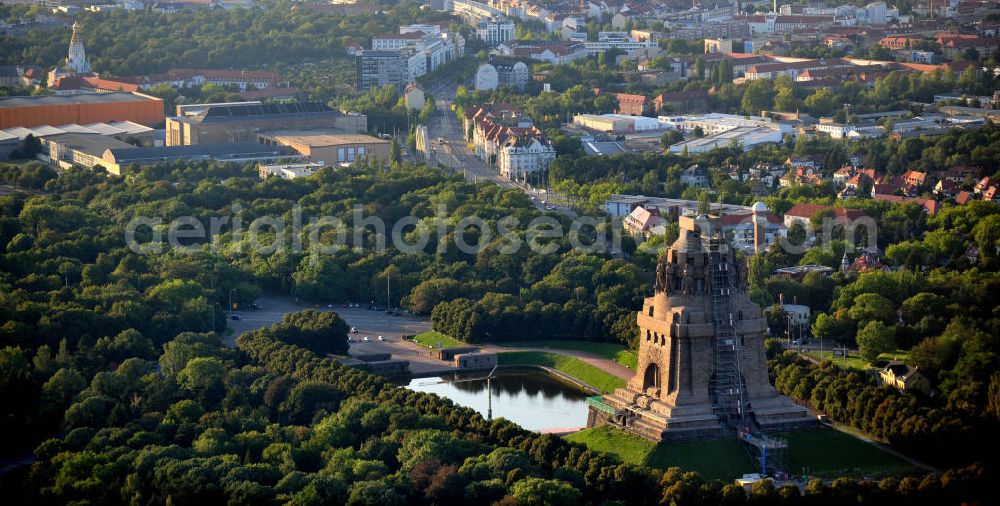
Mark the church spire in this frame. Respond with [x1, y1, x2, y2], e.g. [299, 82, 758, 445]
[67, 21, 90, 74]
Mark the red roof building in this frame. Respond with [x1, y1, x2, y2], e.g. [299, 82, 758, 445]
[613, 93, 649, 116]
[783, 203, 869, 227]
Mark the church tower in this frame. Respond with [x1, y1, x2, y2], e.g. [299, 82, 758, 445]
[67, 22, 90, 74]
[588, 215, 810, 441]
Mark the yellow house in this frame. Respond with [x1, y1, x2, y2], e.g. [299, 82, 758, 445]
[880, 362, 930, 395]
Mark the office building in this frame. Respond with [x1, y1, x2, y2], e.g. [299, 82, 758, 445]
[165, 101, 366, 146]
[356, 50, 407, 91]
[258, 131, 391, 165]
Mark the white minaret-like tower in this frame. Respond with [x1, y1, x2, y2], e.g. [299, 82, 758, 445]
[752, 201, 769, 255]
[67, 22, 90, 74]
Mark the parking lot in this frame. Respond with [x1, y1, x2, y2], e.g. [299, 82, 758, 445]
[224, 294, 456, 375]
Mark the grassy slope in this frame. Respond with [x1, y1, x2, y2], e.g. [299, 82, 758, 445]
[514, 340, 638, 369]
[566, 426, 755, 480]
[567, 426, 915, 481]
[782, 428, 914, 478]
[412, 330, 468, 349]
[802, 349, 909, 371]
[496, 351, 626, 393]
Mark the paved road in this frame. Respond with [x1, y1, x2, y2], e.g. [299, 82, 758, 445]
[224, 294, 430, 347]
[422, 81, 577, 218]
[225, 294, 477, 375]
[224, 294, 633, 379]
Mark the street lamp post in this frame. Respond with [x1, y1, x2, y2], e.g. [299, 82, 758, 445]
[211, 302, 221, 332]
[228, 288, 238, 327]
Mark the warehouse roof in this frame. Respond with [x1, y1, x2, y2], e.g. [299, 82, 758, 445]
[1, 121, 155, 140]
[106, 143, 299, 163]
[41, 133, 137, 157]
[0, 92, 160, 108]
[171, 101, 352, 125]
[264, 131, 389, 147]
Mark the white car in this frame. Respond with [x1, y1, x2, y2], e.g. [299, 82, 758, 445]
[377, 335, 384, 341]
[363, 336, 370, 342]
[350, 327, 358, 333]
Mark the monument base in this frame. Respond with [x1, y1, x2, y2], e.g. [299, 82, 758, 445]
[587, 387, 816, 442]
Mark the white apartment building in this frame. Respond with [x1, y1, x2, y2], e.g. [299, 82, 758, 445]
[369, 29, 464, 82]
[372, 32, 425, 51]
[584, 32, 657, 56]
[498, 136, 556, 182]
[476, 17, 515, 45]
[404, 50, 428, 82]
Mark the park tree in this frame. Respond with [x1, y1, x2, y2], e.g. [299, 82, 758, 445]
[741, 80, 774, 115]
[271, 310, 349, 356]
[856, 321, 895, 364]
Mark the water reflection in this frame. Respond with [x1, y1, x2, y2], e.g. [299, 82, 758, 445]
[404, 370, 590, 431]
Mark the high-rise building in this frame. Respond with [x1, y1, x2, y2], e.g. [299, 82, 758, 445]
[356, 51, 406, 91]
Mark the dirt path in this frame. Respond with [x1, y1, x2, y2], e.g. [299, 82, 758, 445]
[481, 344, 634, 381]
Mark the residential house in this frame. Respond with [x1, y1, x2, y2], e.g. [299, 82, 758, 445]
[848, 249, 890, 273]
[680, 165, 711, 187]
[902, 169, 929, 188]
[720, 212, 786, 253]
[880, 362, 931, 395]
[934, 179, 958, 198]
[623, 206, 665, 237]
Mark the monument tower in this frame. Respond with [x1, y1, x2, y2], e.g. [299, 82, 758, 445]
[588, 215, 809, 441]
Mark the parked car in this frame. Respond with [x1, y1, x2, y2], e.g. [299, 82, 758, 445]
[230, 315, 241, 321]
[377, 336, 384, 341]
[350, 326, 358, 333]
[363, 336, 370, 342]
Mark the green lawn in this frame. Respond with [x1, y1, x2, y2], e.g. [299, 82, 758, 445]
[802, 349, 908, 371]
[515, 340, 637, 369]
[412, 330, 468, 349]
[566, 426, 915, 481]
[565, 426, 755, 480]
[496, 351, 626, 393]
[782, 428, 915, 478]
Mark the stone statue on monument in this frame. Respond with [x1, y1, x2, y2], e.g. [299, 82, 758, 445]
[654, 256, 666, 293]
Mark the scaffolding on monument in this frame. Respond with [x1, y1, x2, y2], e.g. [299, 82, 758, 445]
[740, 429, 789, 477]
[704, 225, 789, 476]
[703, 230, 748, 429]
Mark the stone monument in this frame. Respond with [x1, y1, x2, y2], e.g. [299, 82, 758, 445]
[588, 215, 810, 440]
